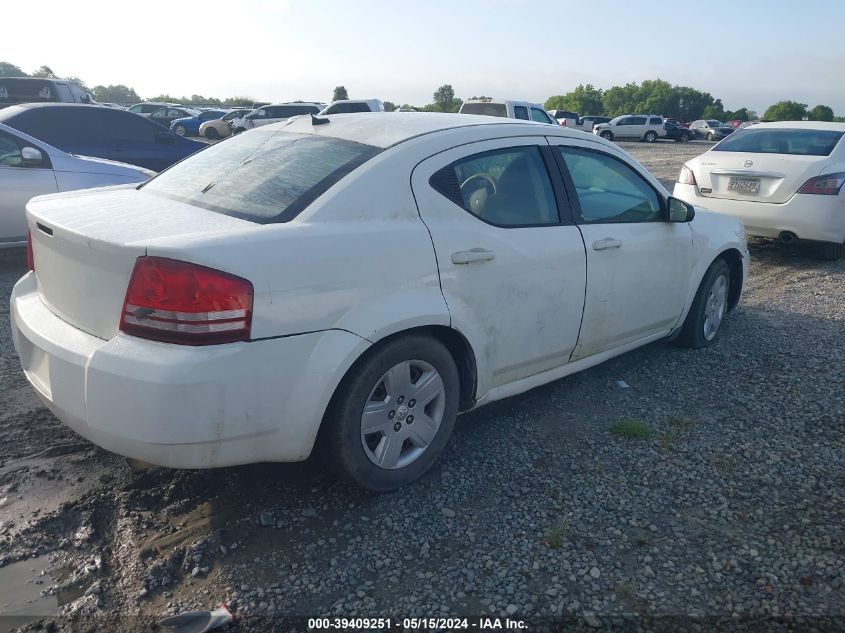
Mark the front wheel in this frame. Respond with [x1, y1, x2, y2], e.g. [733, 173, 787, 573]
[676, 259, 731, 349]
[600, 131, 613, 141]
[644, 131, 657, 143]
[174, 124, 187, 136]
[706, 132, 714, 142]
[323, 335, 459, 491]
[205, 127, 220, 140]
[679, 133, 691, 143]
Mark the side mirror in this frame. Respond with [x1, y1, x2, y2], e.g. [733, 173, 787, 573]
[668, 196, 695, 222]
[21, 146, 45, 166]
[155, 131, 177, 145]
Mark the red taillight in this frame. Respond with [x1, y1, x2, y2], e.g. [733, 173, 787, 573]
[679, 165, 697, 186]
[797, 172, 845, 195]
[119, 257, 253, 346]
[26, 231, 34, 271]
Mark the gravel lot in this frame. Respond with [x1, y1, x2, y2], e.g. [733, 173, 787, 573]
[0, 141, 843, 633]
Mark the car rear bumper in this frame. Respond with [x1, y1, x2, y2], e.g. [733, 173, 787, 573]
[11, 272, 369, 469]
[673, 184, 845, 244]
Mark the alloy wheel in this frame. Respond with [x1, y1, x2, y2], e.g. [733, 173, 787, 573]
[703, 274, 728, 341]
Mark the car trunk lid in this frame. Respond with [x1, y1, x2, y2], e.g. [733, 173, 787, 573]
[696, 152, 831, 204]
[27, 186, 255, 340]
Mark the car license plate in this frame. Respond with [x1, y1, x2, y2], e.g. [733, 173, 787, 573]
[727, 177, 760, 194]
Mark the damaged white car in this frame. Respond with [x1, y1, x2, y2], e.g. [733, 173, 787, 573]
[11, 113, 748, 491]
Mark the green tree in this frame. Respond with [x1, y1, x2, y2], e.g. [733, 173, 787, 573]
[545, 83, 603, 115]
[808, 105, 834, 121]
[601, 83, 640, 116]
[332, 86, 348, 102]
[63, 76, 89, 92]
[31, 65, 58, 78]
[701, 100, 726, 120]
[383, 101, 397, 112]
[0, 61, 28, 77]
[725, 107, 753, 121]
[763, 101, 807, 121]
[432, 84, 461, 112]
[92, 84, 141, 104]
[222, 96, 256, 107]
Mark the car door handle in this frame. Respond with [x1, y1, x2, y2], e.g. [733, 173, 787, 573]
[592, 238, 623, 251]
[451, 249, 496, 264]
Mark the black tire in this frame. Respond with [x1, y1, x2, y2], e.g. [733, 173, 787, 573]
[600, 131, 613, 141]
[644, 131, 657, 143]
[676, 259, 731, 349]
[323, 335, 459, 492]
[679, 133, 690, 143]
[205, 127, 220, 141]
[819, 241, 844, 261]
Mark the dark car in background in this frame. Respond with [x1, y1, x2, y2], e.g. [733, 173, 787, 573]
[689, 119, 734, 141]
[148, 106, 201, 129]
[0, 104, 205, 171]
[0, 77, 94, 109]
[663, 121, 694, 142]
[169, 109, 227, 136]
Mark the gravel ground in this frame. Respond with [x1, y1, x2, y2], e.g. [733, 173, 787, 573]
[0, 141, 843, 632]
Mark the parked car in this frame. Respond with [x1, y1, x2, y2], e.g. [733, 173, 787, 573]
[548, 110, 580, 127]
[578, 115, 611, 132]
[593, 115, 666, 142]
[319, 99, 384, 115]
[674, 121, 845, 260]
[98, 103, 127, 110]
[0, 122, 151, 249]
[664, 118, 688, 128]
[170, 109, 228, 137]
[149, 106, 201, 129]
[664, 122, 694, 143]
[12, 112, 748, 491]
[0, 104, 205, 172]
[459, 99, 557, 124]
[127, 102, 182, 118]
[689, 120, 734, 141]
[199, 109, 253, 140]
[0, 77, 94, 110]
[231, 102, 322, 134]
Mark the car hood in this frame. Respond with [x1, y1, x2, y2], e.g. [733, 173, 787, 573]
[56, 154, 155, 178]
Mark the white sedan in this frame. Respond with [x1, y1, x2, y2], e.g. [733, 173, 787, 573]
[674, 121, 845, 260]
[11, 113, 748, 491]
[0, 122, 152, 249]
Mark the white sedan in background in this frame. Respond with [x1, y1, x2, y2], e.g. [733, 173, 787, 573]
[12, 113, 748, 491]
[0, 122, 152, 249]
[674, 121, 845, 260]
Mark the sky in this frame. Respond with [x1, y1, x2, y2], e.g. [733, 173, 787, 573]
[5, 0, 845, 114]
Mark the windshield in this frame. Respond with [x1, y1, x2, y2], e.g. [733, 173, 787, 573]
[706, 120, 724, 127]
[713, 128, 844, 156]
[142, 130, 381, 223]
[223, 110, 248, 121]
[460, 102, 507, 117]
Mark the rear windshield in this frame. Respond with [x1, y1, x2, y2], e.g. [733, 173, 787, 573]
[142, 130, 380, 223]
[460, 103, 507, 117]
[0, 78, 59, 103]
[713, 129, 844, 156]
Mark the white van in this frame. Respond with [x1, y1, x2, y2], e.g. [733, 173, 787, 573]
[459, 99, 557, 125]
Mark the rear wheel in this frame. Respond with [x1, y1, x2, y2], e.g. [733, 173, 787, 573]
[205, 127, 220, 140]
[819, 241, 844, 261]
[644, 131, 657, 143]
[676, 259, 731, 349]
[600, 131, 613, 141]
[323, 335, 459, 491]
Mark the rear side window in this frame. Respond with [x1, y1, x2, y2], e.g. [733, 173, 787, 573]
[460, 102, 507, 117]
[713, 129, 844, 156]
[629, 117, 647, 125]
[429, 146, 559, 227]
[530, 108, 552, 124]
[513, 106, 529, 120]
[649, 117, 663, 125]
[142, 131, 381, 223]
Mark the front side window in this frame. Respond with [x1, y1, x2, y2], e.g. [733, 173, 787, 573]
[0, 131, 23, 166]
[530, 108, 552, 124]
[557, 147, 662, 224]
[222, 110, 244, 121]
[513, 106, 529, 120]
[629, 117, 647, 126]
[649, 117, 663, 125]
[142, 131, 381, 223]
[430, 146, 559, 227]
[151, 109, 168, 118]
[616, 117, 632, 126]
[713, 129, 844, 156]
[142, 104, 160, 113]
[128, 104, 143, 113]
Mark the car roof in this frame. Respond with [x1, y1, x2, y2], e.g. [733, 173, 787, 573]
[749, 121, 845, 132]
[274, 111, 592, 149]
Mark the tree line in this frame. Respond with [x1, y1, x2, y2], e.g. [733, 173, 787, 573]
[2, 62, 841, 122]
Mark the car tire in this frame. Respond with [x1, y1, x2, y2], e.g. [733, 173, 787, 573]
[174, 124, 187, 136]
[679, 133, 690, 143]
[323, 335, 460, 492]
[819, 241, 844, 261]
[644, 131, 657, 143]
[600, 131, 613, 141]
[676, 258, 731, 349]
[205, 128, 220, 141]
[706, 132, 714, 142]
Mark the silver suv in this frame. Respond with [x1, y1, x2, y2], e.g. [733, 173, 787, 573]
[593, 115, 666, 142]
